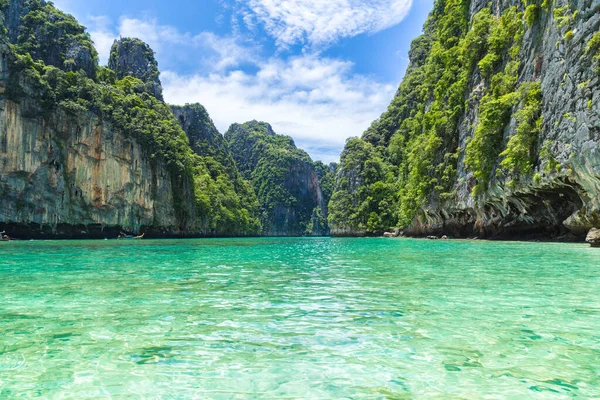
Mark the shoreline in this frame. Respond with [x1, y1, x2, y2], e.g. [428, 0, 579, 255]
[0, 232, 594, 246]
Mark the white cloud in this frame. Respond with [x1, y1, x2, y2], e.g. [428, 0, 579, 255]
[163, 55, 396, 162]
[239, 0, 413, 49]
[87, 16, 116, 65]
[86, 16, 257, 71]
[118, 18, 258, 71]
[49, 4, 401, 162]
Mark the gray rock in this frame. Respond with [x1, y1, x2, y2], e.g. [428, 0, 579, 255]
[586, 228, 600, 247]
[331, 0, 600, 242]
[108, 38, 163, 100]
[0, 97, 185, 237]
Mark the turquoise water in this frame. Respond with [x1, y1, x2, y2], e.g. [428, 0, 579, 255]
[0, 238, 599, 398]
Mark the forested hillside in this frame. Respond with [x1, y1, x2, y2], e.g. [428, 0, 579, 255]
[225, 121, 335, 236]
[329, 0, 600, 239]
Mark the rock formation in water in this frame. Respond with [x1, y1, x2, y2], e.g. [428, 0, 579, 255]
[586, 228, 600, 247]
[225, 121, 332, 236]
[329, 0, 600, 240]
[171, 104, 262, 235]
[0, 0, 261, 238]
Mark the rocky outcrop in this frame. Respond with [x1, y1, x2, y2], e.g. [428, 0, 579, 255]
[225, 121, 328, 236]
[171, 103, 236, 171]
[586, 228, 600, 247]
[3, 0, 97, 77]
[419, 0, 600, 240]
[0, 0, 327, 239]
[330, 0, 600, 241]
[108, 38, 163, 100]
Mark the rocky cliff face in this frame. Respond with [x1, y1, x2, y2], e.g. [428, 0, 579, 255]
[5, 0, 97, 77]
[225, 121, 329, 236]
[0, 96, 183, 238]
[0, 1, 208, 238]
[0, 0, 332, 239]
[171, 103, 237, 171]
[330, 0, 600, 240]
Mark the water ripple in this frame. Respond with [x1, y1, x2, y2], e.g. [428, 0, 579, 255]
[0, 237, 599, 398]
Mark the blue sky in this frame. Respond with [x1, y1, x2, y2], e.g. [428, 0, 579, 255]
[53, 0, 433, 162]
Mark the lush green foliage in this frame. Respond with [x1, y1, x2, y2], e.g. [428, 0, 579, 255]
[553, 4, 577, 29]
[331, 0, 492, 231]
[225, 121, 327, 235]
[193, 158, 261, 236]
[3, 2, 260, 235]
[499, 82, 543, 180]
[172, 104, 261, 235]
[108, 38, 163, 99]
[329, 0, 548, 233]
[328, 139, 396, 233]
[586, 32, 600, 74]
[11, 0, 98, 77]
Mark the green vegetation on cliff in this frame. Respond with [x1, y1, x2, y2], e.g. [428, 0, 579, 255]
[328, 139, 396, 234]
[6, 0, 97, 77]
[172, 104, 261, 235]
[225, 121, 328, 236]
[108, 38, 163, 100]
[329, 0, 557, 234]
[1, 0, 260, 235]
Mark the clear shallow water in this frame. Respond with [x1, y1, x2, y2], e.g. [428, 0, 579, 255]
[0, 238, 599, 399]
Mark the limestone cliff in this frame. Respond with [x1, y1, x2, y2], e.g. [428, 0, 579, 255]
[172, 103, 237, 172]
[329, 0, 600, 240]
[5, 0, 97, 77]
[0, 0, 200, 238]
[108, 38, 163, 100]
[225, 121, 329, 236]
[0, 96, 184, 238]
[172, 104, 262, 236]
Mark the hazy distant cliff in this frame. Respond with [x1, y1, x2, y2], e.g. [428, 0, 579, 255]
[225, 121, 332, 236]
[329, 0, 600, 240]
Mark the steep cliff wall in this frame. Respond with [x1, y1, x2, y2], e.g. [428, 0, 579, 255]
[172, 103, 238, 171]
[330, 0, 600, 240]
[172, 104, 262, 236]
[0, 0, 207, 238]
[0, 96, 182, 238]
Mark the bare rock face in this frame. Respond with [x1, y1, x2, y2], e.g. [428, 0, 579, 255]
[0, 97, 182, 238]
[586, 228, 600, 247]
[108, 38, 163, 100]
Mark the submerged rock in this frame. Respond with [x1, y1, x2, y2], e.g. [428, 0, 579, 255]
[586, 228, 600, 248]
